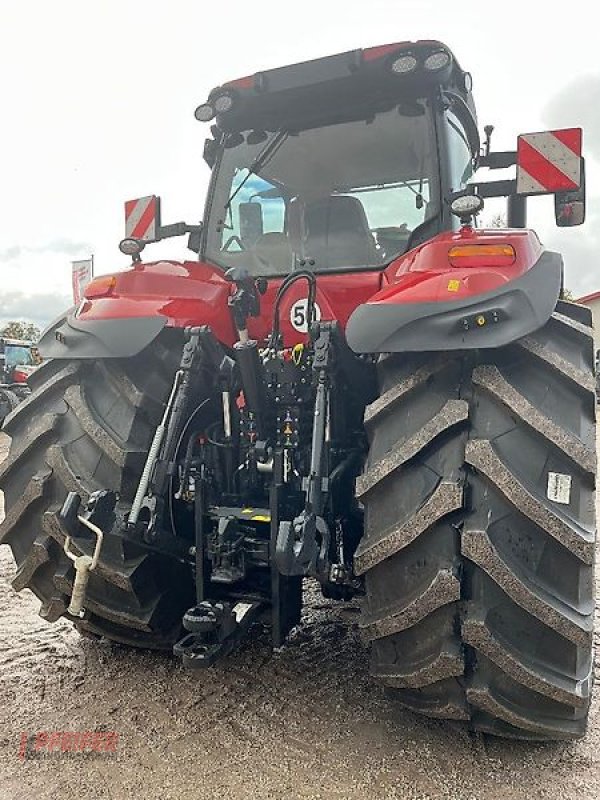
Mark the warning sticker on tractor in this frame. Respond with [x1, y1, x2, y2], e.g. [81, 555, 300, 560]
[547, 472, 572, 505]
[232, 602, 253, 623]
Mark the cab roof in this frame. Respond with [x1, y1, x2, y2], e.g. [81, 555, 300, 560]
[197, 40, 475, 134]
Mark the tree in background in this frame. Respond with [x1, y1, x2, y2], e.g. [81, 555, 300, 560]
[489, 213, 506, 228]
[1, 322, 41, 342]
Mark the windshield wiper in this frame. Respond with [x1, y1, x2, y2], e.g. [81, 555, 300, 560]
[224, 130, 288, 212]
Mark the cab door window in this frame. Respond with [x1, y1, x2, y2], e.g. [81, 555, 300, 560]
[221, 170, 286, 252]
[446, 111, 474, 192]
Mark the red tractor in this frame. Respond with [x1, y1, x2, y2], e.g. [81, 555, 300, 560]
[0, 337, 40, 425]
[1, 41, 594, 740]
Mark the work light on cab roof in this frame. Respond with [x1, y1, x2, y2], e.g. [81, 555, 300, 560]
[390, 54, 418, 74]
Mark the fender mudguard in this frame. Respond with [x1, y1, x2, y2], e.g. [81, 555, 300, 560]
[345, 250, 562, 354]
[38, 310, 167, 360]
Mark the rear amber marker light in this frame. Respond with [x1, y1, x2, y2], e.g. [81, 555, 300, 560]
[85, 276, 117, 298]
[448, 244, 516, 267]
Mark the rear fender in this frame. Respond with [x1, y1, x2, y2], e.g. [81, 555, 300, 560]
[39, 258, 237, 360]
[39, 311, 167, 360]
[346, 250, 563, 353]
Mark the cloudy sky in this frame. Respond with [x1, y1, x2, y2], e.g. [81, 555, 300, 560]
[1, 0, 599, 328]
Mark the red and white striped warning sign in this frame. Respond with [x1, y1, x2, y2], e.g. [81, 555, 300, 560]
[516, 128, 582, 195]
[124, 195, 161, 241]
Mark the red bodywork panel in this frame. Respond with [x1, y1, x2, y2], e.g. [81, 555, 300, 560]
[82, 260, 239, 344]
[80, 260, 382, 348]
[80, 227, 544, 348]
[377, 226, 544, 305]
[11, 369, 30, 384]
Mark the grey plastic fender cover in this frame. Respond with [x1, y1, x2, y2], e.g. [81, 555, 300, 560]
[345, 250, 562, 354]
[38, 311, 167, 360]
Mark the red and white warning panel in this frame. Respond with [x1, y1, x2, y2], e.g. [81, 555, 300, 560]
[124, 195, 161, 241]
[516, 128, 582, 195]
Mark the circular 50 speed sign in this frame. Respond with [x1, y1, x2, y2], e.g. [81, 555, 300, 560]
[289, 299, 322, 333]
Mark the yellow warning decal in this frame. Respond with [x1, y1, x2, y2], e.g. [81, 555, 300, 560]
[447, 279, 461, 292]
[291, 343, 304, 366]
[251, 515, 271, 523]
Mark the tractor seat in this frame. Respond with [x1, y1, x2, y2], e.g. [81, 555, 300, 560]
[250, 232, 294, 275]
[302, 195, 380, 270]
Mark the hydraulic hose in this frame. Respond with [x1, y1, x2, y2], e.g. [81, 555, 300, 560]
[269, 270, 317, 349]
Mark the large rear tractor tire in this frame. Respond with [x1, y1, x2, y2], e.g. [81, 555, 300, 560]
[356, 301, 596, 740]
[0, 336, 195, 648]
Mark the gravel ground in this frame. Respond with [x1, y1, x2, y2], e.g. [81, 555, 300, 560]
[0, 431, 598, 800]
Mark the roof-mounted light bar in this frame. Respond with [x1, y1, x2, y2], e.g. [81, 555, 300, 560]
[194, 41, 461, 128]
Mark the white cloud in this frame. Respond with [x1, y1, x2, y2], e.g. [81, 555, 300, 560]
[543, 76, 600, 162]
[1, 239, 91, 262]
[0, 291, 71, 330]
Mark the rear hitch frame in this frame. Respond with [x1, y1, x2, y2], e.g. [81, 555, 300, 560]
[173, 599, 262, 668]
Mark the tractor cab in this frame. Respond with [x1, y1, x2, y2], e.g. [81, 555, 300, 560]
[118, 39, 584, 290]
[0, 337, 40, 385]
[199, 41, 477, 278]
[0, 337, 40, 424]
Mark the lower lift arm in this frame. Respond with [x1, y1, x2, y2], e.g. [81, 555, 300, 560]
[275, 325, 333, 579]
